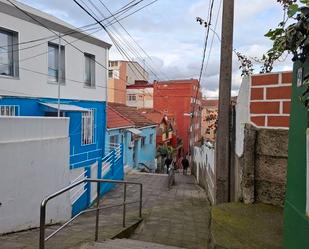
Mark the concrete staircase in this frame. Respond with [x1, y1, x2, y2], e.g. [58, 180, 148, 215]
[78, 239, 184, 249]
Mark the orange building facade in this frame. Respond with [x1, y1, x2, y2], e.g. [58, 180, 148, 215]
[108, 60, 149, 104]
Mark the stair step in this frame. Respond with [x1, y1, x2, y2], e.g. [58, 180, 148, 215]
[78, 239, 183, 249]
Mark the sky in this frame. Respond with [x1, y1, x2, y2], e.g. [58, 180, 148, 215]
[17, 0, 293, 98]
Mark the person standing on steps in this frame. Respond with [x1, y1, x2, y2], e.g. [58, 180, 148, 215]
[181, 155, 189, 175]
[164, 156, 173, 174]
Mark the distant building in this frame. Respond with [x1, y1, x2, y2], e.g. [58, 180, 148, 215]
[137, 108, 181, 150]
[108, 60, 149, 104]
[201, 99, 218, 142]
[126, 81, 154, 108]
[108, 103, 157, 170]
[153, 79, 202, 155]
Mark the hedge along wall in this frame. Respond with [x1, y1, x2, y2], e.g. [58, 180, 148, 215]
[250, 71, 292, 128]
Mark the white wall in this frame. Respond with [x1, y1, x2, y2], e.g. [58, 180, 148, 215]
[0, 117, 71, 234]
[194, 144, 215, 203]
[235, 76, 250, 157]
[0, 3, 108, 102]
[126, 87, 153, 108]
[126, 61, 149, 84]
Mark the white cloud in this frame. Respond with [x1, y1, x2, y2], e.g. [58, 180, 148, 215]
[17, 0, 293, 97]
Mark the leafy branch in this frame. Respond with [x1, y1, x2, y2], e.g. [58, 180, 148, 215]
[262, 0, 309, 72]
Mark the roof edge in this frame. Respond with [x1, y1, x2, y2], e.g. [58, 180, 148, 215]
[0, 0, 112, 49]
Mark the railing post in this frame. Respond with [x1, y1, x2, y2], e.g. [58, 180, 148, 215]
[95, 181, 101, 241]
[139, 184, 143, 218]
[39, 203, 46, 249]
[123, 183, 127, 227]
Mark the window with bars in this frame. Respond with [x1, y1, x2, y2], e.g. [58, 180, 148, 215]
[0, 105, 19, 116]
[82, 109, 95, 145]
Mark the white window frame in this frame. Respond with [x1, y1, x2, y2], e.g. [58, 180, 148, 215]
[0, 105, 19, 116]
[81, 109, 95, 145]
[127, 94, 137, 101]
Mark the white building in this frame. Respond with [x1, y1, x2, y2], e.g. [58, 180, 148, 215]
[0, 0, 126, 232]
[126, 83, 154, 108]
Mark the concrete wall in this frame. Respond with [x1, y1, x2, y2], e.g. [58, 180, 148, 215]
[193, 143, 215, 204]
[0, 117, 71, 234]
[126, 61, 149, 85]
[235, 124, 288, 207]
[0, 4, 108, 102]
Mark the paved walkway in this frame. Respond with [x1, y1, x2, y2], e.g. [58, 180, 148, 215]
[129, 173, 211, 249]
[0, 173, 211, 249]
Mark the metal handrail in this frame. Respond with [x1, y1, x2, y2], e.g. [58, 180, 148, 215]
[39, 178, 143, 249]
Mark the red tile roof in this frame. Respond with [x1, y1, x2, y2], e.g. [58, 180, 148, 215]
[136, 108, 164, 124]
[107, 105, 134, 129]
[108, 103, 157, 128]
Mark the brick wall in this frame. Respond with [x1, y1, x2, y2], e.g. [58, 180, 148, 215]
[250, 72, 292, 128]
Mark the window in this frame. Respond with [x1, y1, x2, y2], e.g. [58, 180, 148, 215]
[110, 135, 119, 145]
[48, 42, 65, 83]
[84, 53, 95, 87]
[82, 109, 95, 145]
[149, 134, 153, 144]
[0, 28, 18, 77]
[141, 137, 145, 147]
[108, 70, 113, 78]
[127, 94, 137, 101]
[0, 105, 19, 116]
[109, 61, 119, 67]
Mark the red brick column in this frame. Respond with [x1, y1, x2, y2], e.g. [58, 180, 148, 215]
[249, 72, 292, 128]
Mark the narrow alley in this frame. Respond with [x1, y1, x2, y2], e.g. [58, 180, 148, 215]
[0, 173, 211, 249]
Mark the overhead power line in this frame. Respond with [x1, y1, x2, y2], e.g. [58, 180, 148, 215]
[74, 0, 150, 81]
[189, 0, 216, 150]
[97, 0, 168, 81]
[5, 0, 136, 88]
[0, 0, 145, 50]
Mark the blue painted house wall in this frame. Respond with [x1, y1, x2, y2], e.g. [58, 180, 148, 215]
[105, 126, 156, 170]
[106, 129, 133, 167]
[0, 96, 106, 169]
[134, 127, 156, 169]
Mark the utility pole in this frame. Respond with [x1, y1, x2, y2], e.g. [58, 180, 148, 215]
[215, 0, 234, 203]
